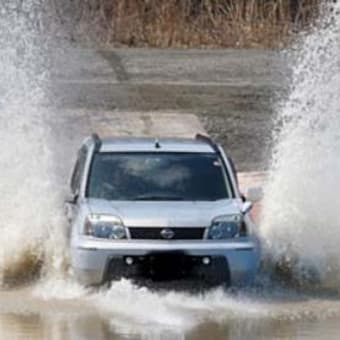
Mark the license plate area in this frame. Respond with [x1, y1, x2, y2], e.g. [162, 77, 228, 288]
[139, 251, 199, 280]
[105, 252, 229, 286]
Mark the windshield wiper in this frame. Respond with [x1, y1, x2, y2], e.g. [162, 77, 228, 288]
[133, 194, 184, 201]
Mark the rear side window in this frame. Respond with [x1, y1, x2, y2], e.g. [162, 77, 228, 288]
[86, 152, 231, 201]
[70, 146, 88, 194]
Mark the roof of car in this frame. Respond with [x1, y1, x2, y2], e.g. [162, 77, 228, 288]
[98, 137, 216, 153]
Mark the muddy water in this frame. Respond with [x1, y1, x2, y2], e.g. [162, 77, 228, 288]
[4, 282, 340, 340]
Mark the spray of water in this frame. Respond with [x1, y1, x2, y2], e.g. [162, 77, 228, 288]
[2, 1, 340, 337]
[0, 1, 67, 285]
[261, 2, 340, 287]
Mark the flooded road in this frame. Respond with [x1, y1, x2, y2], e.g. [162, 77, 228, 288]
[2, 1, 340, 339]
[4, 282, 340, 340]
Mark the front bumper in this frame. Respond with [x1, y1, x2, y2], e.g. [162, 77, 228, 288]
[71, 238, 260, 286]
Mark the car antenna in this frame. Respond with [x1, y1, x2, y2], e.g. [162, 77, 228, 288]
[154, 138, 161, 149]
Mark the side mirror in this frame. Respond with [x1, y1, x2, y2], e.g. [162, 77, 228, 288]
[241, 201, 253, 215]
[247, 186, 263, 203]
[65, 192, 78, 205]
[64, 193, 78, 223]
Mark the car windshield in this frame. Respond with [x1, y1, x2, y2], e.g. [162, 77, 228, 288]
[86, 152, 230, 201]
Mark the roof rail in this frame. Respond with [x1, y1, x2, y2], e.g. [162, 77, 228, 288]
[91, 133, 102, 152]
[195, 133, 219, 154]
[196, 133, 239, 186]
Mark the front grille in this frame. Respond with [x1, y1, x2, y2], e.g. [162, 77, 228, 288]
[128, 227, 205, 240]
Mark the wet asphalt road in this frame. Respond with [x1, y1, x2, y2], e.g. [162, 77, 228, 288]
[48, 48, 288, 171]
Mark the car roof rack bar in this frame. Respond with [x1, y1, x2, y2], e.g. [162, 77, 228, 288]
[91, 133, 102, 152]
[195, 133, 220, 154]
[196, 133, 239, 186]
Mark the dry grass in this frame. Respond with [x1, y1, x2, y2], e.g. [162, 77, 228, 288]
[59, 0, 321, 48]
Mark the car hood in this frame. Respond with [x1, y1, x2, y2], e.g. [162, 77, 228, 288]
[85, 198, 243, 227]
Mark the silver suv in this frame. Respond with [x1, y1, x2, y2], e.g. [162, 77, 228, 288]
[65, 134, 260, 286]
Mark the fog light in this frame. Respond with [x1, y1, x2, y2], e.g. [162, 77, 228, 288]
[202, 257, 211, 265]
[125, 257, 134, 265]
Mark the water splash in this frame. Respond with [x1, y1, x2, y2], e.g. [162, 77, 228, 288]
[0, 1, 67, 284]
[261, 2, 340, 287]
[3, 2, 340, 338]
[91, 280, 271, 336]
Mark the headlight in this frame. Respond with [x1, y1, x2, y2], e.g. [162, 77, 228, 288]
[208, 215, 243, 239]
[84, 214, 127, 239]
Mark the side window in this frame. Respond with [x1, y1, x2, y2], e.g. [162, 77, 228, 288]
[70, 146, 88, 194]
